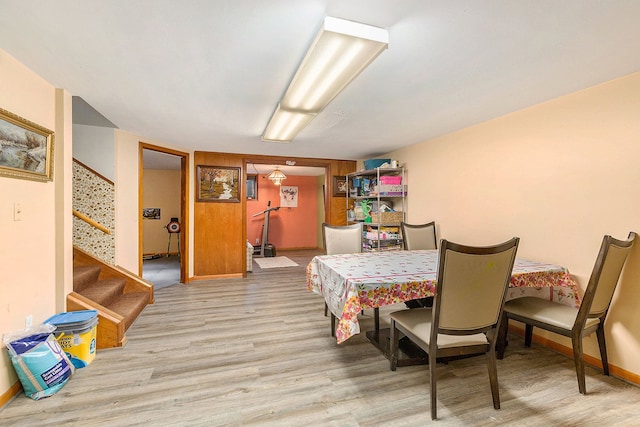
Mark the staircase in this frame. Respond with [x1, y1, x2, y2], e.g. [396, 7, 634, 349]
[68, 247, 154, 349]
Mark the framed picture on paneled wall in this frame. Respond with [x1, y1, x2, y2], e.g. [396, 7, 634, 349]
[196, 165, 241, 202]
[332, 175, 347, 196]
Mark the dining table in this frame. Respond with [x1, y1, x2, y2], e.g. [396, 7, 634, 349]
[306, 249, 581, 365]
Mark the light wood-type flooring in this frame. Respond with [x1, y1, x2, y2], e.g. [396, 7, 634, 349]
[2, 249, 640, 426]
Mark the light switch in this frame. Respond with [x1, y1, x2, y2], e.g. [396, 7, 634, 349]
[14, 203, 22, 221]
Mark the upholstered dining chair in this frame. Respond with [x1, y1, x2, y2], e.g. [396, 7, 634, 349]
[322, 222, 363, 256]
[401, 221, 437, 251]
[499, 232, 636, 395]
[389, 237, 519, 420]
[401, 221, 437, 308]
[321, 223, 363, 336]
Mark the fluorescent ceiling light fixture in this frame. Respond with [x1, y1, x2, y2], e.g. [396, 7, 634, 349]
[267, 167, 287, 185]
[262, 16, 388, 142]
[263, 106, 317, 143]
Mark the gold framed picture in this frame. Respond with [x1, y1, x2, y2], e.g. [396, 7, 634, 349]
[0, 107, 54, 182]
[196, 165, 241, 202]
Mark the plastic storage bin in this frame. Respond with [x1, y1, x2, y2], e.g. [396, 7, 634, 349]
[45, 310, 98, 368]
[363, 159, 391, 170]
[379, 175, 402, 185]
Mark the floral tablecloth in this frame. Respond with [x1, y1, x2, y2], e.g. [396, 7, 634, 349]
[306, 250, 580, 344]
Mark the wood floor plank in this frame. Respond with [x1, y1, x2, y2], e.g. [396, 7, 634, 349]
[2, 249, 640, 426]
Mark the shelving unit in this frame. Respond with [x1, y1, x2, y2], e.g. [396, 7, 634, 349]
[346, 167, 406, 251]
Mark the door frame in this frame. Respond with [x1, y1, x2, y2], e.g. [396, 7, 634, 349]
[139, 142, 190, 284]
[242, 155, 333, 258]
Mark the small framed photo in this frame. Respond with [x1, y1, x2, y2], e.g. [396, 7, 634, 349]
[0, 107, 55, 182]
[332, 175, 347, 196]
[142, 208, 161, 220]
[196, 165, 241, 202]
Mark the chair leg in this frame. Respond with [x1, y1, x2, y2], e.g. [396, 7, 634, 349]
[596, 324, 610, 376]
[389, 320, 399, 371]
[487, 348, 501, 409]
[429, 349, 438, 420]
[496, 312, 508, 359]
[324, 302, 328, 317]
[524, 324, 534, 347]
[571, 334, 587, 394]
[330, 313, 336, 337]
[374, 307, 380, 331]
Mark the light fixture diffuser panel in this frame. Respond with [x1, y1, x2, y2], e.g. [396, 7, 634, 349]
[262, 16, 388, 143]
[323, 16, 389, 44]
[262, 104, 317, 142]
[286, 34, 388, 111]
[282, 18, 388, 112]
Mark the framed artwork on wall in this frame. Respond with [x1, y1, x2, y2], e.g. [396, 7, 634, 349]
[196, 165, 241, 202]
[332, 175, 347, 196]
[142, 208, 161, 220]
[280, 185, 298, 208]
[0, 107, 55, 182]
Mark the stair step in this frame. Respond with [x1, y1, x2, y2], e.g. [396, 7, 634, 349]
[73, 265, 101, 292]
[109, 292, 150, 330]
[73, 247, 153, 349]
[78, 278, 126, 307]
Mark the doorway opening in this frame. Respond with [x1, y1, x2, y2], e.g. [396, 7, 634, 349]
[245, 159, 329, 266]
[139, 143, 189, 287]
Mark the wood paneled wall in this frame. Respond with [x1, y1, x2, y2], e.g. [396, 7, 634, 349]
[327, 159, 356, 226]
[193, 152, 355, 280]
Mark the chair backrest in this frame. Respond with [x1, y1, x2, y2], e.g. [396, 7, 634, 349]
[322, 223, 363, 255]
[578, 232, 636, 323]
[433, 238, 519, 337]
[401, 221, 437, 250]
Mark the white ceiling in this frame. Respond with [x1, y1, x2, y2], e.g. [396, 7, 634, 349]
[2, 1, 640, 162]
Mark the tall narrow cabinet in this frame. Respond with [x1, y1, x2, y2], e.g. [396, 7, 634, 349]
[346, 167, 406, 251]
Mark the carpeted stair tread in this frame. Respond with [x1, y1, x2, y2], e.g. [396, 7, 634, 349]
[108, 292, 150, 330]
[72, 247, 153, 349]
[73, 265, 101, 292]
[78, 278, 126, 307]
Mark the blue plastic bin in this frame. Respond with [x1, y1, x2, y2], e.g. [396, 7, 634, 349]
[363, 158, 391, 170]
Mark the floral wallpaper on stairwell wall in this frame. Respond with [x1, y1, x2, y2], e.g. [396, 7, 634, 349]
[72, 161, 115, 264]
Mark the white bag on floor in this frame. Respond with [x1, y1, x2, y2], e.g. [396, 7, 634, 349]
[3, 324, 75, 400]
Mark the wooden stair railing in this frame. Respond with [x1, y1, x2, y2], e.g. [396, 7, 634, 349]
[73, 209, 110, 234]
[70, 247, 154, 349]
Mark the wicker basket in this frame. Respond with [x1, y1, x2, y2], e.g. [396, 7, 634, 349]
[371, 211, 403, 224]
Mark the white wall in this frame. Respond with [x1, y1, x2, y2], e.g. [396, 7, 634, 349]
[0, 50, 72, 397]
[387, 71, 640, 378]
[72, 124, 115, 181]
